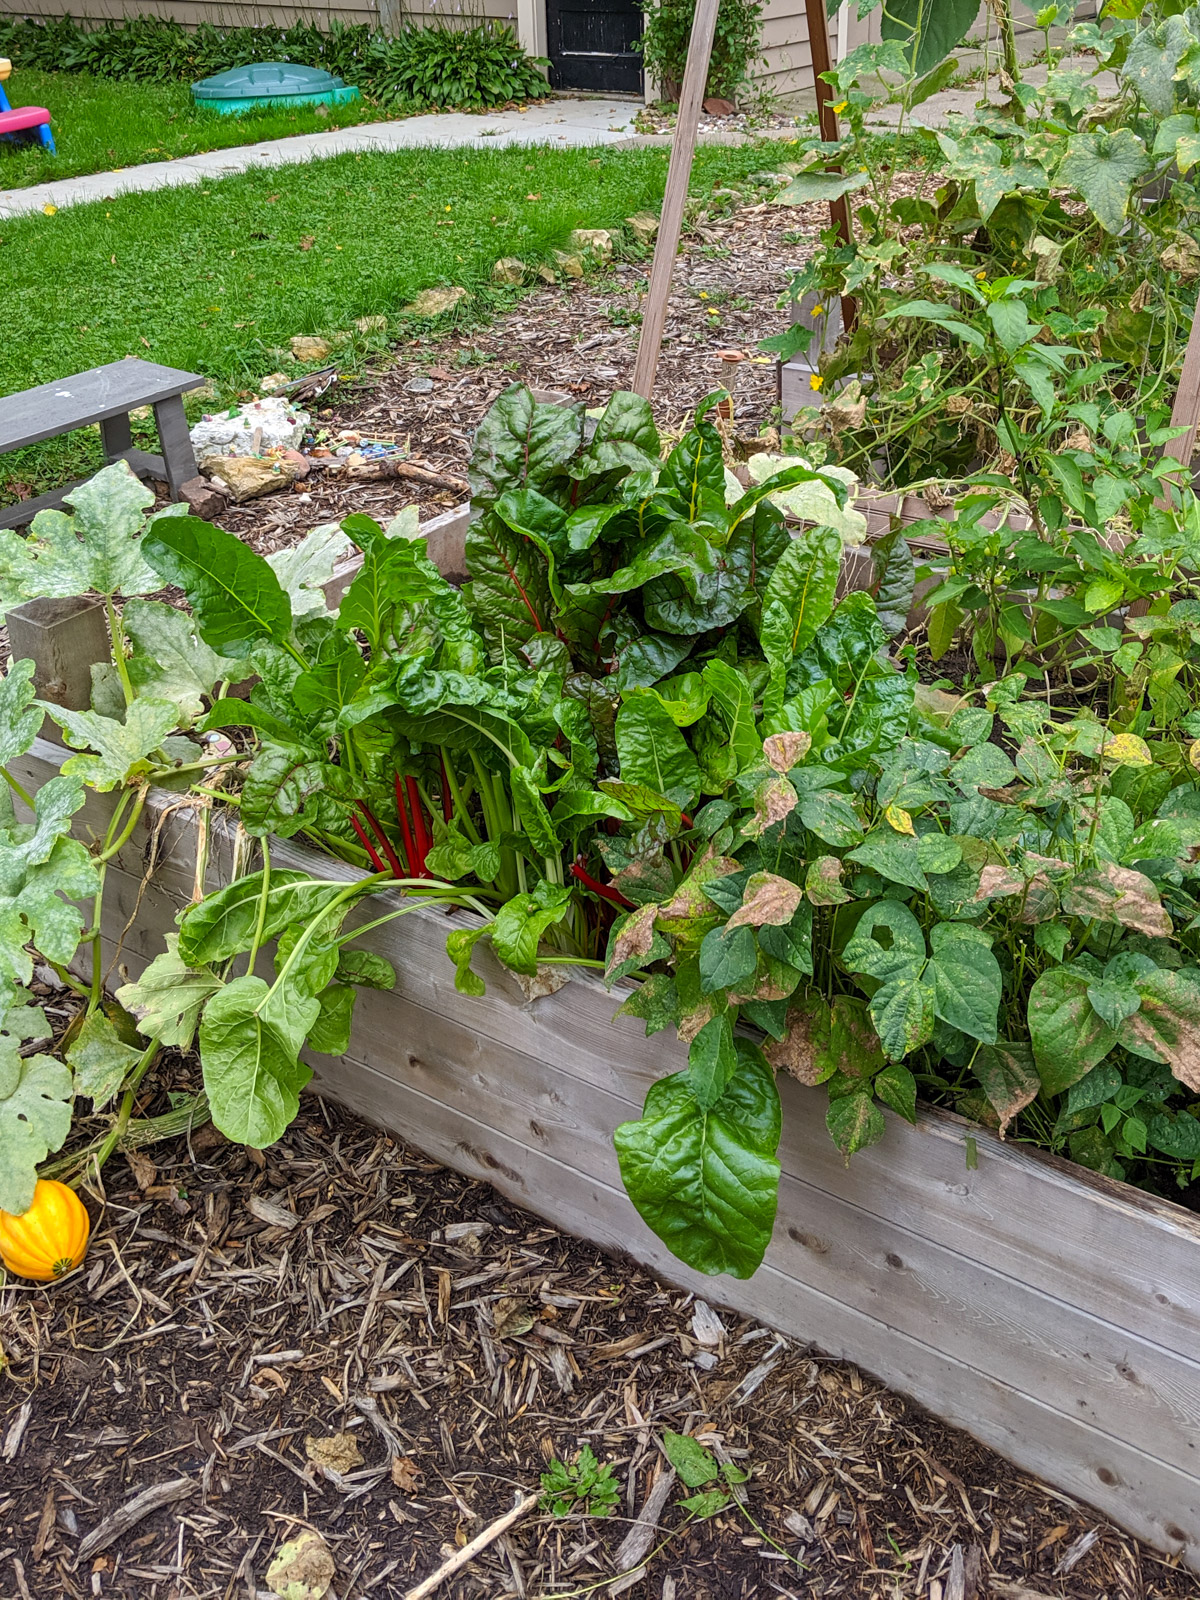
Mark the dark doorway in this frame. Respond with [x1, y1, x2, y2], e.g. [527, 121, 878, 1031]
[546, 0, 643, 93]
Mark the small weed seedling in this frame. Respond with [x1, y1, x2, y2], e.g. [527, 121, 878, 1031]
[539, 1446, 621, 1518]
[662, 1431, 750, 1519]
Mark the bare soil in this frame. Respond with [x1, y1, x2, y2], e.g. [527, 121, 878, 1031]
[216, 192, 815, 557]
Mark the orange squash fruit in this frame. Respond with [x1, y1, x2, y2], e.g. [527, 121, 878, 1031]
[0, 1180, 90, 1281]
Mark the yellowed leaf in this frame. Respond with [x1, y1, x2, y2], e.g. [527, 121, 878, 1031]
[1189, 738, 1200, 773]
[885, 804, 915, 836]
[1101, 733, 1152, 768]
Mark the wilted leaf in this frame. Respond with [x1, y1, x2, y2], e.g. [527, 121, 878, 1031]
[726, 872, 804, 930]
[1061, 863, 1172, 938]
[971, 1040, 1040, 1136]
[805, 855, 851, 905]
[763, 731, 811, 773]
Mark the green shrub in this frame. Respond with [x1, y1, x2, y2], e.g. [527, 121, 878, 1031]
[371, 24, 552, 111]
[637, 0, 765, 103]
[0, 14, 550, 111]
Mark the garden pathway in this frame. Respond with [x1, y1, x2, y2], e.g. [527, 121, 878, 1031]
[0, 92, 640, 219]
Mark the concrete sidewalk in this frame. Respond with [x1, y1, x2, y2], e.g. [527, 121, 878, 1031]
[0, 94, 641, 220]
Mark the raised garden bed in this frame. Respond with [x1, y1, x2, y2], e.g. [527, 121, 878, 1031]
[11, 492, 1200, 1571]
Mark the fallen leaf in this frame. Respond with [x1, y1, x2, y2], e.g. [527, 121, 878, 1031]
[492, 1296, 536, 1339]
[266, 1529, 335, 1600]
[305, 1432, 364, 1474]
[391, 1455, 422, 1491]
[125, 1149, 156, 1190]
[43, 203, 57, 216]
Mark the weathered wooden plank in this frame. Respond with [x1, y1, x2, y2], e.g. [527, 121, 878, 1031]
[309, 1045, 1200, 1568]
[301, 975, 1200, 1481]
[271, 843, 1200, 1364]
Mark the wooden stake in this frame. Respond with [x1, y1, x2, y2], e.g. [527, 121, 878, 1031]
[1163, 303, 1200, 478]
[631, 0, 722, 399]
[404, 1494, 538, 1600]
[804, 0, 857, 332]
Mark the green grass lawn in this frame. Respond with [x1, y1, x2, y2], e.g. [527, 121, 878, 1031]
[0, 69, 405, 188]
[0, 139, 783, 502]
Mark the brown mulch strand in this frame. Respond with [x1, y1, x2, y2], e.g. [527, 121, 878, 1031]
[1, 1097, 1193, 1600]
[217, 187, 823, 557]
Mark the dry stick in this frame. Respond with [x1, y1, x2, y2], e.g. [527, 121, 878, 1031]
[803, 0, 857, 333]
[318, 458, 470, 494]
[403, 1493, 538, 1600]
[631, 0, 722, 399]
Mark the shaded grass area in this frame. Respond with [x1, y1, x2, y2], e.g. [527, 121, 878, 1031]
[0, 140, 782, 502]
[0, 68, 403, 189]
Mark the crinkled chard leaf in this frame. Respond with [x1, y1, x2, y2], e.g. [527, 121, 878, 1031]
[143, 516, 293, 656]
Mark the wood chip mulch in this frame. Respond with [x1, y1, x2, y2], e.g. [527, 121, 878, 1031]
[217, 186, 820, 558]
[0, 1097, 1193, 1600]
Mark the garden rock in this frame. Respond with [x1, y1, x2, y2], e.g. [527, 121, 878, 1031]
[201, 454, 305, 503]
[404, 286, 469, 316]
[537, 263, 558, 284]
[703, 96, 737, 115]
[258, 372, 291, 395]
[189, 397, 309, 458]
[355, 314, 388, 332]
[569, 228, 614, 261]
[626, 211, 659, 244]
[290, 335, 331, 362]
[178, 476, 227, 520]
[492, 257, 526, 284]
[553, 250, 585, 278]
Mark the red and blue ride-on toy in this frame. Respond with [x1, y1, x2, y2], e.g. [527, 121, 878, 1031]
[0, 59, 55, 153]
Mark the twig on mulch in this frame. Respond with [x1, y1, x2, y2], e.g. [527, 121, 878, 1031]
[406, 1493, 538, 1600]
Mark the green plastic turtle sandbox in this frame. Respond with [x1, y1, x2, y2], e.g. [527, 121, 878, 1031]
[191, 62, 360, 114]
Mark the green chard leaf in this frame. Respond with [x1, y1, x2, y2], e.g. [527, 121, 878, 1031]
[142, 516, 294, 655]
[615, 1038, 782, 1278]
[199, 974, 312, 1148]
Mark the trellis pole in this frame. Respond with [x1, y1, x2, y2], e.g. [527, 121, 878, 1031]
[631, 0, 722, 398]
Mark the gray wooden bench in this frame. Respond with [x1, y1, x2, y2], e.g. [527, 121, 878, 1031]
[0, 357, 206, 530]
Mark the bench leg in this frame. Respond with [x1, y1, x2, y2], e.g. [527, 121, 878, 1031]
[99, 412, 133, 464]
[152, 394, 199, 499]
